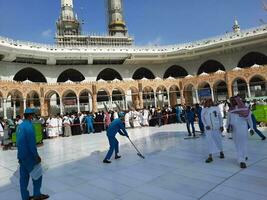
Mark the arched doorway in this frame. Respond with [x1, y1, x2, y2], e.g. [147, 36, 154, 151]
[97, 89, 110, 111]
[7, 90, 24, 118]
[183, 84, 195, 105]
[96, 68, 123, 81]
[164, 65, 188, 79]
[156, 86, 168, 108]
[26, 91, 40, 114]
[197, 60, 226, 75]
[249, 76, 266, 97]
[62, 90, 78, 114]
[214, 81, 228, 102]
[133, 68, 155, 80]
[238, 52, 267, 68]
[45, 91, 61, 116]
[57, 69, 85, 82]
[143, 86, 155, 108]
[169, 85, 181, 106]
[125, 87, 139, 110]
[79, 89, 93, 112]
[112, 88, 125, 110]
[198, 82, 212, 102]
[232, 78, 248, 98]
[13, 68, 47, 82]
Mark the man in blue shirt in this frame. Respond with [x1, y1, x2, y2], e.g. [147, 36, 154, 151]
[85, 113, 95, 134]
[185, 106, 196, 137]
[17, 108, 49, 200]
[103, 112, 129, 163]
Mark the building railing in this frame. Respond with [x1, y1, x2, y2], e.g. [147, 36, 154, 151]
[1, 24, 267, 53]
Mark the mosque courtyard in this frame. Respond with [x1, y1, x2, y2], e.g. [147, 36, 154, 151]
[0, 123, 267, 200]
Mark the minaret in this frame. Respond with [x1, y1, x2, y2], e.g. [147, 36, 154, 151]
[233, 19, 241, 33]
[107, 0, 128, 36]
[56, 0, 81, 36]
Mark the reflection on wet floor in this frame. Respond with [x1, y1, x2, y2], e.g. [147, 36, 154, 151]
[0, 123, 267, 200]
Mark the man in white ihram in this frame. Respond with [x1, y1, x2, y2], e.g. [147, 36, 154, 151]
[201, 99, 225, 163]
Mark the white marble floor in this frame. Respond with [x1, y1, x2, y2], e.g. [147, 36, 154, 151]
[1, 123, 267, 200]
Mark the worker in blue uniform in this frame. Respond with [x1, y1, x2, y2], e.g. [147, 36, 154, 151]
[85, 113, 95, 134]
[103, 112, 129, 163]
[185, 106, 196, 137]
[17, 108, 49, 200]
[195, 104, 204, 133]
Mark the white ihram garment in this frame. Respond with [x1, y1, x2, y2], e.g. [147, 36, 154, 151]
[202, 106, 223, 154]
[143, 109, 149, 126]
[226, 108, 254, 163]
[124, 113, 131, 128]
[48, 118, 59, 137]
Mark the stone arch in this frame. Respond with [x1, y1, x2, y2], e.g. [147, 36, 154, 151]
[164, 65, 188, 79]
[232, 77, 248, 98]
[7, 89, 24, 118]
[249, 75, 266, 97]
[126, 86, 139, 110]
[96, 68, 123, 81]
[112, 88, 125, 110]
[213, 80, 228, 102]
[44, 90, 61, 116]
[156, 85, 168, 108]
[62, 90, 78, 114]
[133, 68, 155, 80]
[143, 86, 155, 108]
[57, 69, 85, 82]
[198, 82, 212, 101]
[183, 84, 195, 105]
[26, 90, 40, 108]
[13, 67, 47, 83]
[97, 88, 110, 103]
[197, 60, 226, 75]
[238, 52, 267, 68]
[79, 89, 93, 112]
[169, 85, 181, 106]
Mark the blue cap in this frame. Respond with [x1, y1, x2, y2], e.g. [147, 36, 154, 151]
[118, 112, 125, 117]
[24, 108, 36, 114]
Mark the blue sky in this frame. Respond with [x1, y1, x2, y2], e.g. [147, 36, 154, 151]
[0, 0, 266, 45]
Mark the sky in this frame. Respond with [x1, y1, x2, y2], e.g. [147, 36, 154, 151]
[0, 0, 266, 45]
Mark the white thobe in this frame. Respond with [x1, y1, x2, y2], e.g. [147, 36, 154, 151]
[133, 111, 141, 127]
[47, 117, 59, 137]
[143, 109, 149, 126]
[202, 106, 223, 154]
[226, 108, 254, 163]
[124, 113, 131, 128]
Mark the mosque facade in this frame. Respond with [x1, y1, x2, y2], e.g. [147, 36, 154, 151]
[0, 0, 267, 118]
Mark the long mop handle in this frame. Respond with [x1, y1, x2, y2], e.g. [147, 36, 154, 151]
[127, 137, 145, 159]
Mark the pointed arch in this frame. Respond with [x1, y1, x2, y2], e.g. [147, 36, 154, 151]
[238, 52, 267, 68]
[13, 67, 47, 83]
[57, 69, 85, 83]
[96, 68, 122, 81]
[164, 65, 188, 79]
[133, 68, 155, 80]
[197, 60, 225, 75]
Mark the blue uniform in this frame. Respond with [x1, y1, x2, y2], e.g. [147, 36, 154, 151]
[196, 107, 204, 133]
[175, 107, 182, 123]
[104, 118, 128, 160]
[249, 114, 266, 139]
[17, 119, 42, 200]
[85, 115, 95, 133]
[185, 110, 195, 135]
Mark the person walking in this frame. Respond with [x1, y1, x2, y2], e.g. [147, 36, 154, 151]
[226, 96, 254, 169]
[17, 108, 49, 200]
[103, 112, 129, 164]
[201, 99, 224, 163]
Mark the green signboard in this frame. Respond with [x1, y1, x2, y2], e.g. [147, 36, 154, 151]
[253, 105, 267, 123]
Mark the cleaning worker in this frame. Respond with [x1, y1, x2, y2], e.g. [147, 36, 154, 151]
[103, 112, 129, 164]
[17, 108, 49, 200]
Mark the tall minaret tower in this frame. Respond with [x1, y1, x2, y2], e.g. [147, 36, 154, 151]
[107, 0, 128, 36]
[233, 19, 241, 33]
[56, 0, 81, 36]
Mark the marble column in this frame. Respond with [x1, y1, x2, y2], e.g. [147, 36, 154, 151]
[77, 96, 80, 113]
[13, 101, 16, 119]
[247, 83, 251, 98]
[3, 99, 7, 119]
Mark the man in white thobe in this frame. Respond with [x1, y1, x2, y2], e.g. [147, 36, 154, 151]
[202, 99, 224, 163]
[226, 96, 254, 169]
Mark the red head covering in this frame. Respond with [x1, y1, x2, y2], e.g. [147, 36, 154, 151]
[229, 96, 250, 118]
